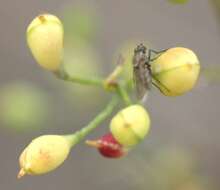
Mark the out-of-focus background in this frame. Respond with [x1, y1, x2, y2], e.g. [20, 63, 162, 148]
[0, 0, 219, 189]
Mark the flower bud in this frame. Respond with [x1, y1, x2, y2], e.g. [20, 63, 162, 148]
[151, 47, 200, 96]
[110, 105, 150, 147]
[27, 14, 63, 71]
[86, 133, 127, 158]
[18, 135, 72, 178]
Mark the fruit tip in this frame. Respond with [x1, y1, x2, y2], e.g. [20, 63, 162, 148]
[38, 15, 47, 23]
[85, 140, 101, 148]
[17, 168, 26, 179]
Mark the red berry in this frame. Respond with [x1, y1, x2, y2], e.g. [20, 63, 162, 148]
[86, 133, 127, 158]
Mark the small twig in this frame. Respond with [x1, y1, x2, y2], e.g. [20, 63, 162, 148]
[116, 84, 132, 106]
[55, 66, 104, 87]
[105, 54, 125, 86]
[56, 58, 132, 106]
[65, 96, 119, 147]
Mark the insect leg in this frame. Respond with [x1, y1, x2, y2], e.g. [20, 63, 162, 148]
[152, 75, 171, 93]
[148, 49, 168, 62]
[149, 49, 167, 55]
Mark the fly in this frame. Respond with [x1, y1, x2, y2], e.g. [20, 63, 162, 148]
[133, 44, 168, 99]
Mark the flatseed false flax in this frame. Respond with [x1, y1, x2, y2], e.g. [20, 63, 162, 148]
[18, 97, 118, 178]
[151, 47, 200, 96]
[27, 14, 63, 71]
[132, 44, 200, 97]
[110, 105, 151, 147]
[21, 13, 201, 179]
[18, 135, 72, 178]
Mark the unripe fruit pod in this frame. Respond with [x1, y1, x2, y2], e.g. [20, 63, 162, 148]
[110, 105, 150, 147]
[151, 47, 200, 96]
[18, 135, 72, 178]
[27, 14, 63, 71]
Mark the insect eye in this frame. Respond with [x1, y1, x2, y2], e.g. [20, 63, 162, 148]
[135, 44, 146, 54]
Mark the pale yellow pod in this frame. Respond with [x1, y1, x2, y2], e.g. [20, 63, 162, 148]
[110, 105, 150, 147]
[27, 14, 63, 71]
[151, 47, 200, 96]
[18, 135, 71, 178]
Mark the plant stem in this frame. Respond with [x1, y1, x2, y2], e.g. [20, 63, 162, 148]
[56, 68, 104, 87]
[65, 96, 118, 147]
[116, 85, 132, 106]
[105, 55, 124, 84]
[64, 75, 104, 86]
[56, 64, 132, 105]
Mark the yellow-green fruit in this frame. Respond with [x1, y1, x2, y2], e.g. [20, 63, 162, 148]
[27, 14, 63, 71]
[110, 105, 150, 147]
[18, 135, 71, 178]
[151, 47, 200, 96]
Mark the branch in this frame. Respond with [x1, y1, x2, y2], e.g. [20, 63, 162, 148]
[116, 84, 132, 106]
[65, 96, 119, 147]
[55, 67, 104, 87]
[56, 59, 133, 106]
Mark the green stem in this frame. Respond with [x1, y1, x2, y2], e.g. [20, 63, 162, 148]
[55, 67, 104, 87]
[63, 74, 104, 86]
[116, 85, 132, 106]
[56, 64, 132, 106]
[105, 56, 124, 84]
[65, 96, 118, 147]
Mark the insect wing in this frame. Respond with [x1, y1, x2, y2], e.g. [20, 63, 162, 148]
[133, 46, 152, 99]
[133, 67, 145, 99]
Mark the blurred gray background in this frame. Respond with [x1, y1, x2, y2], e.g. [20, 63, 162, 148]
[0, 0, 219, 190]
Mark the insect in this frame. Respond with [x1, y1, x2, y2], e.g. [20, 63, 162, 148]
[133, 44, 168, 99]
